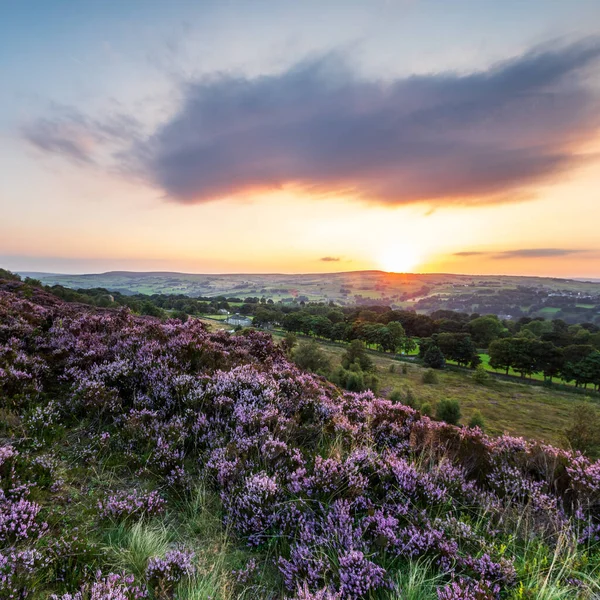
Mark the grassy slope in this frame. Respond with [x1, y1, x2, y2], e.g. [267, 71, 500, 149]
[199, 318, 596, 446]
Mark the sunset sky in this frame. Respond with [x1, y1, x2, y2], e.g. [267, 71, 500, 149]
[2, 0, 600, 277]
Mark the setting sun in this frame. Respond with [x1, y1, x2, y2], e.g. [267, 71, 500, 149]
[379, 245, 422, 273]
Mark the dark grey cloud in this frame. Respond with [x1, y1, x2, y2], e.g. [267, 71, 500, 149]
[454, 248, 586, 259]
[320, 256, 341, 262]
[132, 38, 600, 205]
[23, 38, 600, 207]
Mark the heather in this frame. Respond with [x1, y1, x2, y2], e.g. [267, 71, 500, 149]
[0, 281, 599, 598]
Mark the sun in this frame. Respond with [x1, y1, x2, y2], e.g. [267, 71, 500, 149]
[379, 245, 421, 273]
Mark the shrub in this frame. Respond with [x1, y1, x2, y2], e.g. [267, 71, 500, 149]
[420, 402, 432, 417]
[468, 410, 486, 430]
[293, 341, 331, 374]
[388, 389, 403, 403]
[436, 399, 461, 425]
[565, 403, 600, 457]
[401, 365, 408, 375]
[341, 340, 374, 372]
[421, 369, 439, 385]
[282, 332, 298, 355]
[472, 364, 490, 384]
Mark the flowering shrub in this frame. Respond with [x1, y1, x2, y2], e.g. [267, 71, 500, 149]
[146, 548, 196, 592]
[98, 490, 166, 522]
[0, 280, 599, 598]
[50, 572, 147, 600]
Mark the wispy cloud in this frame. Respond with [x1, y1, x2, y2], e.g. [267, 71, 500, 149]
[320, 256, 341, 262]
[22, 105, 142, 166]
[492, 248, 586, 259]
[23, 38, 600, 208]
[454, 248, 587, 260]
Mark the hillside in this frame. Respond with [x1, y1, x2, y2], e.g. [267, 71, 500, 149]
[21, 270, 600, 323]
[1, 279, 599, 599]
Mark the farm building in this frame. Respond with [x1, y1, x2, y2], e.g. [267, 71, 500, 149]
[226, 314, 252, 327]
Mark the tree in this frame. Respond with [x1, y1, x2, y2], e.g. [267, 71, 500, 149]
[437, 333, 479, 367]
[488, 339, 513, 375]
[330, 322, 349, 343]
[467, 316, 505, 348]
[423, 345, 445, 369]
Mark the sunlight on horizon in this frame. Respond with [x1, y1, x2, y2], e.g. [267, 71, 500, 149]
[378, 245, 422, 274]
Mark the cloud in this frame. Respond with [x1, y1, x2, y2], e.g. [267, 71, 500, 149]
[492, 248, 585, 259]
[23, 38, 600, 207]
[133, 37, 600, 205]
[454, 248, 586, 259]
[320, 256, 341, 262]
[22, 105, 142, 166]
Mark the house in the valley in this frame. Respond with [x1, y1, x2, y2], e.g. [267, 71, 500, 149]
[226, 314, 252, 327]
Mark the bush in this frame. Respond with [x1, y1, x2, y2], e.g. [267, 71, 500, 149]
[472, 364, 490, 384]
[468, 410, 485, 430]
[293, 341, 330, 374]
[423, 345, 445, 369]
[281, 332, 297, 355]
[334, 366, 378, 393]
[420, 402, 432, 417]
[436, 399, 461, 425]
[402, 365, 408, 375]
[342, 340, 374, 372]
[564, 403, 600, 457]
[404, 387, 419, 409]
[421, 369, 439, 385]
[389, 389, 402, 403]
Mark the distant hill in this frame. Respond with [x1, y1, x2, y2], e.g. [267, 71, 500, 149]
[17, 269, 600, 323]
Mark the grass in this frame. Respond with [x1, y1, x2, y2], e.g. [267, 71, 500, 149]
[275, 335, 597, 446]
[194, 318, 599, 447]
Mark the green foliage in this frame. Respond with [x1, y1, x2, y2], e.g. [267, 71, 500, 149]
[420, 402, 432, 417]
[334, 365, 379, 392]
[293, 340, 331, 374]
[468, 409, 485, 430]
[389, 388, 403, 403]
[281, 332, 297, 356]
[341, 339, 374, 372]
[467, 315, 506, 347]
[0, 268, 21, 281]
[421, 369, 439, 385]
[435, 398, 461, 425]
[423, 345, 445, 369]
[472, 364, 490, 384]
[564, 402, 600, 457]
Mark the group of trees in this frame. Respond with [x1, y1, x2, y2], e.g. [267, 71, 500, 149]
[419, 333, 481, 369]
[489, 337, 600, 388]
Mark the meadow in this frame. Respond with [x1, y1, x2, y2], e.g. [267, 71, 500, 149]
[3, 279, 599, 599]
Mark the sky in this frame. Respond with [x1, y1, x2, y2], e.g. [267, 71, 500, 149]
[1, 0, 600, 277]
